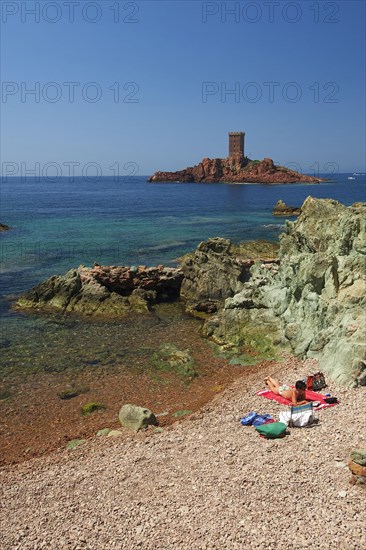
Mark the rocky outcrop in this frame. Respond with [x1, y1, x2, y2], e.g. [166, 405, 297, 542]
[204, 198, 366, 387]
[0, 223, 10, 231]
[16, 264, 183, 317]
[149, 157, 324, 184]
[273, 200, 301, 216]
[179, 238, 279, 315]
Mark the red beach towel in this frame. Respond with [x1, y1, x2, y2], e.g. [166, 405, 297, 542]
[256, 388, 338, 410]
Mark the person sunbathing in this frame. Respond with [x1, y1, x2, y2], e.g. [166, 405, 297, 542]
[264, 377, 308, 405]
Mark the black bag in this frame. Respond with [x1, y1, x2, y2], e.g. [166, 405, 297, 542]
[324, 397, 338, 404]
[312, 372, 326, 391]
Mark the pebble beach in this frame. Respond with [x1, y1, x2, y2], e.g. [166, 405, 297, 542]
[1, 355, 365, 549]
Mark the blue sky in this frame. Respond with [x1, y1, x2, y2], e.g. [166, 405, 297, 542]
[1, 0, 365, 176]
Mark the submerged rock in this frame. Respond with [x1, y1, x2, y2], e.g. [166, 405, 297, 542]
[205, 197, 366, 386]
[80, 402, 105, 416]
[151, 344, 197, 378]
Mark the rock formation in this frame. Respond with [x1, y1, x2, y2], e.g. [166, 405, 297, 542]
[179, 238, 279, 315]
[0, 223, 10, 231]
[273, 200, 301, 216]
[149, 157, 323, 184]
[203, 198, 366, 387]
[16, 264, 183, 317]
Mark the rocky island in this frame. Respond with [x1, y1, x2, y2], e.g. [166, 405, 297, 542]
[16, 198, 366, 388]
[149, 132, 324, 184]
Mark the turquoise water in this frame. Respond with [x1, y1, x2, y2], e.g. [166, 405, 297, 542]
[2, 174, 365, 296]
[1, 173, 365, 375]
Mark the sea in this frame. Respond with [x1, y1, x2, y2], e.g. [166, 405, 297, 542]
[1, 173, 365, 376]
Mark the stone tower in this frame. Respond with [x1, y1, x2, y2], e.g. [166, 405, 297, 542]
[228, 132, 245, 159]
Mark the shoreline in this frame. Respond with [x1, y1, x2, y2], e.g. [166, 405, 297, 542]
[1, 305, 268, 467]
[1, 355, 365, 548]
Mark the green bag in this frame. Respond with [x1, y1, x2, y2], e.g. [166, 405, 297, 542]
[255, 422, 287, 439]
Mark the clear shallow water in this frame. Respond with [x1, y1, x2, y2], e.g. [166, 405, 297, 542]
[1, 174, 365, 297]
[1, 173, 365, 374]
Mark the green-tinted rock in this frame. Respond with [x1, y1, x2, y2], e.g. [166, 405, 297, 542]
[205, 198, 366, 387]
[107, 430, 123, 437]
[81, 402, 105, 416]
[118, 404, 158, 431]
[67, 439, 86, 450]
[57, 388, 85, 400]
[96, 428, 111, 437]
[350, 448, 366, 466]
[151, 344, 198, 378]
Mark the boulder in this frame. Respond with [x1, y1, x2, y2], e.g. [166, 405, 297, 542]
[0, 223, 10, 231]
[118, 404, 158, 431]
[205, 197, 366, 386]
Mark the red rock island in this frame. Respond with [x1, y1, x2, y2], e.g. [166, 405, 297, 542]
[149, 132, 324, 184]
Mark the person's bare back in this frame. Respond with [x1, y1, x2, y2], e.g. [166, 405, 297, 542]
[265, 377, 307, 405]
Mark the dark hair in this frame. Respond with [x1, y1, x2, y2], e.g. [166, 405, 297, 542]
[295, 380, 306, 390]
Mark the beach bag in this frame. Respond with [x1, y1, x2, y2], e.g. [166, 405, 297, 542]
[306, 375, 314, 390]
[312, 372, 326, 391]
[279, 409, 313, 427]
[255, 422, 287, 439]
[324, 397, 338, 404]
